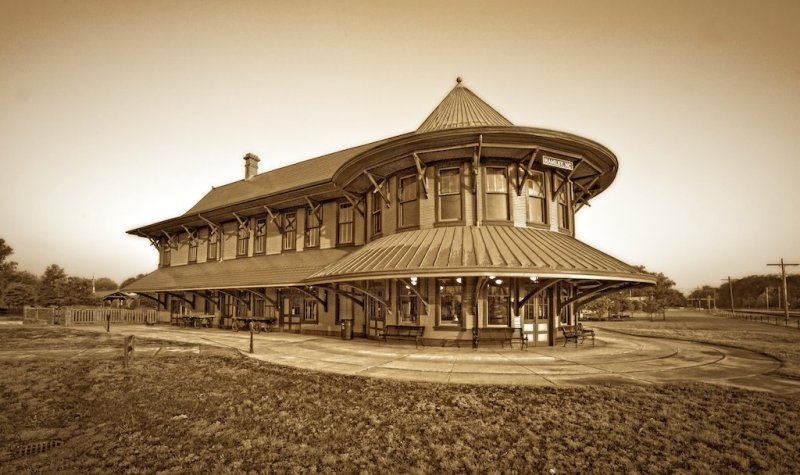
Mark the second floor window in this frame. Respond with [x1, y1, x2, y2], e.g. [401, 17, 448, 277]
[371, 197, 382, 236]
[254, 218, 266, 254]
[338, 202, 354, 244]
[438, 167, 461, 222]
[399, 175, 419, 228]
[236, 222, 250, 257]
[526, 172, 547, 225]
[283, 212, 297, 250]
[555, 175, 570, 230]
[159, 239, 171, 267]
[485, 166, 509, 221]
[305, 208, 320, 248]
[188, 233, 198, 263]
[207, 227, 218, 260]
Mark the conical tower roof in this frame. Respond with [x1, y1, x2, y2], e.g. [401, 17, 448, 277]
[417, 78, 513, 133]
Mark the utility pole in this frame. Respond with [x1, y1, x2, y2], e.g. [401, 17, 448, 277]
[765, 287, 770, 310]
[767, 258, 799, 325]
[722, 277, 735, 316]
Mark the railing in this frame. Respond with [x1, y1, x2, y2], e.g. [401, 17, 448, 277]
[23, 307, 158, 326]
[712, 309, 800, 329]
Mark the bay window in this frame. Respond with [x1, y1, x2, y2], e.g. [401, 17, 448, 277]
[437, 167, 462, 222]
[254, 217, 266, 254]
[305, 207, 320, 248]
[526, 172, 547, 225]
[399, 175, 419, 228]
[282, 212, 297, 250]
[338, 202, 354, 245]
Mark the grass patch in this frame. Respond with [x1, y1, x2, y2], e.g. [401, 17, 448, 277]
[593, 310, 800, 379]
[2, 326, 799, 473]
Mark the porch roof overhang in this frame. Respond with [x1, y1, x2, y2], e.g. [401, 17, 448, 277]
[304, 226, 656, 285]
[121, 248, 354, 293]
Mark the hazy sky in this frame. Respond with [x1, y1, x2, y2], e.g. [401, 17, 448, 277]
[1, 0, 798, 291]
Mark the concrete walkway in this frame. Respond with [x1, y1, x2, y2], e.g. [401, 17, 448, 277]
[35, 324, 798, 395]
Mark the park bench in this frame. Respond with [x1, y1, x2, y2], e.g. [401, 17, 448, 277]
[379, 325, 424, 348]
[560, 324, 595, 347]
[472, 327, 524, 349]
[231, 316, 276, 332]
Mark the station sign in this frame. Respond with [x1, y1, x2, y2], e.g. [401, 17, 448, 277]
[542, 156, 574, 171]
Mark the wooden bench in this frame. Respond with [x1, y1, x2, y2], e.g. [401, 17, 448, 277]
[560, 324, 595, 347]
[380, 325, 425, 348]
[472, 327, 524, 349]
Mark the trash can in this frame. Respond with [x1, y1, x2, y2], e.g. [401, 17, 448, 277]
[341, 319, 353, 340]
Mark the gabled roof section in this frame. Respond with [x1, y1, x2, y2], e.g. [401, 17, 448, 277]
[417, 78, 513, 133]
[183, 135, 409, 217]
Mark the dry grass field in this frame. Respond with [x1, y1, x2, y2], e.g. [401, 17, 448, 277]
[1, 326, 799, 474]
[593, 310, 800, 379]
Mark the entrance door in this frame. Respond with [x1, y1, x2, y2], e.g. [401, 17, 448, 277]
[523, 296, 549, 346]
[365, 284, 385, 338]
[281, 292, 302, 333]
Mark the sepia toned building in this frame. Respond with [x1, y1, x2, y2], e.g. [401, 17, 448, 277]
[124, 79, 655, 346]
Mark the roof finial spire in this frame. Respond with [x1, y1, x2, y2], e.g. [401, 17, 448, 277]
[456, 76, 463, 84]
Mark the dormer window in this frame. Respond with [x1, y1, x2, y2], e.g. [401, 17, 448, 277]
[236, 220, 250, 257]
[399, 175, 419, 228]
[159, 238, 171, 267]
[305, 207, 321, 248]
[188, 231, 198, 263]
[484, 166, 509, 221]
[337, 202, 354, 245]
[555, 175, 571, 230]
[254, 218, 266, 254]
[437, 167, 462, 222]
[207, 227, 218, 260]
[283, 212, 297, 250]
[526, 172, 547, 225]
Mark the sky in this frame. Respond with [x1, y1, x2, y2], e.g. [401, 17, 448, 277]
[1, 0, 798, 292]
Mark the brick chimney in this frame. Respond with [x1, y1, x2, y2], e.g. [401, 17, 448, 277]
[243, 153, 260, 180]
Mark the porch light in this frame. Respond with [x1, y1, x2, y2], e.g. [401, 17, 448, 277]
[489, 275, 496, 280]
[529, 275, 538, 282]
[456, 277, 462, 284]
[495, 279, 503, 285]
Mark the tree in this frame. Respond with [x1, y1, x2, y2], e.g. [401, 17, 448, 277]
[2, 283, 37, 308]
[38, 264, 68, 307]
[60, 277, 94, 306]
[94, 277, 118, 291]
[0, 238, 18, 299]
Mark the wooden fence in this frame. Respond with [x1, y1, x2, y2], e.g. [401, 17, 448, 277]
[23, 307, 158, 326]
[712, 309, 800, 330]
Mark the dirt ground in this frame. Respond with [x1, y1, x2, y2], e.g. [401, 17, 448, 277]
[1, 326, 799, 474]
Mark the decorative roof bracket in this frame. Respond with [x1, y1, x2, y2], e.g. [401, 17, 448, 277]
[161, 230, 176, 249]
[515, 148, 541, 195]
[304, 197, 322, 219]
[364, 171, 391, 208]
[180, 225, 198, 243]
[412, 153, 429, 199]
[263, 206, 283, 233]
[231, 212, 249, 230]
[341, 190, 366, 218]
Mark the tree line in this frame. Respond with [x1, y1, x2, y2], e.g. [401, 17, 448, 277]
[0, 238, 144, 309]
[689, 274, 800, 310]
[581, 266, 686, 318]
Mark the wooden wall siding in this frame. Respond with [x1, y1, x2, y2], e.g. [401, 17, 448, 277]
[222, 221, 238, 260]
[419, 167, 435, 229]
[548, 179, 560, 232]
[464, 173, 475, 226]
[296, 208, 306, 252]
[320, 201, 336, 249]
[354, 202, 366, 246]
[512, 188, 527, 227]
[267, 216, 281, 255]
[172, 232, 188, 266]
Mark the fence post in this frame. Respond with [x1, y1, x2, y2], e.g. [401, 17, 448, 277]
[123, 335, 135, 368]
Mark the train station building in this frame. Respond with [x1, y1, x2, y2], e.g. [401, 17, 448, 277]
[123, 79, 655, 346]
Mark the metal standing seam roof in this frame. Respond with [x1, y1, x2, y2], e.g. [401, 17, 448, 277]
[122, 248, 354, 293]
[416, 82, 513, 133]
[305, 226, 655, 284]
